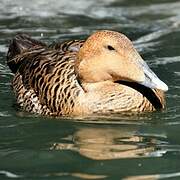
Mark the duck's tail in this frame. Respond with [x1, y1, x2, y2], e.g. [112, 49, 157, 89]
[7, 34, 46, 73]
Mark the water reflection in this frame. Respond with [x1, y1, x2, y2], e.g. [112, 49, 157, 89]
[51, 125, 165, 160]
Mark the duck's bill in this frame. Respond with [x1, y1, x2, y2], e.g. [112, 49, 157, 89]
[139, 61, 168, 92]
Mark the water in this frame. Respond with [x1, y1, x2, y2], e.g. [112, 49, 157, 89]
[0, 0, 180, 179]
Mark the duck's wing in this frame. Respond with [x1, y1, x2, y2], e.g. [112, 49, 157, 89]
[8, 34, 81, 115]
[7, 34, 47, 73]
[49, 39, 85, 52]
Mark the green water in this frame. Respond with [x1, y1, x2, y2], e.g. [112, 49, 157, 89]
[0, 0, 180, 179]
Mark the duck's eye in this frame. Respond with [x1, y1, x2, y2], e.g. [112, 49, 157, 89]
[107, 45, 115, 51]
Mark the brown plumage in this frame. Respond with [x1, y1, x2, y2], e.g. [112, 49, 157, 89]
[7, 30, 168, 116]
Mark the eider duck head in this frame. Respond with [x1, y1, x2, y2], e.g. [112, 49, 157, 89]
[76, 30, 168, 92]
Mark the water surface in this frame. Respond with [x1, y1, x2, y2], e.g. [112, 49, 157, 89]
[0, 0, 180, 179]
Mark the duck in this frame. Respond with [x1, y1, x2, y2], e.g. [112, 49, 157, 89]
[7, 30, 168, 116]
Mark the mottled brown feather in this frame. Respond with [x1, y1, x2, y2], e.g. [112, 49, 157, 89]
[7, 31, 166, 116]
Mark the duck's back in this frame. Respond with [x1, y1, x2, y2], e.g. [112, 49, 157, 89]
[7, 34, 82, 115]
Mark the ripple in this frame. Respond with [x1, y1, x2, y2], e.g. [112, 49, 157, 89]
[0, 63, 12, 76]
[0, 170, 21, 178]
[134, 29, 171, 45]
[0, 112, 11, 117]
[0, 0, 115, 19]
[124, 171, 180, 180]
[151, 56, 180, 65]
[0, 45, 7, 53]
[174, 71, 180, 76]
